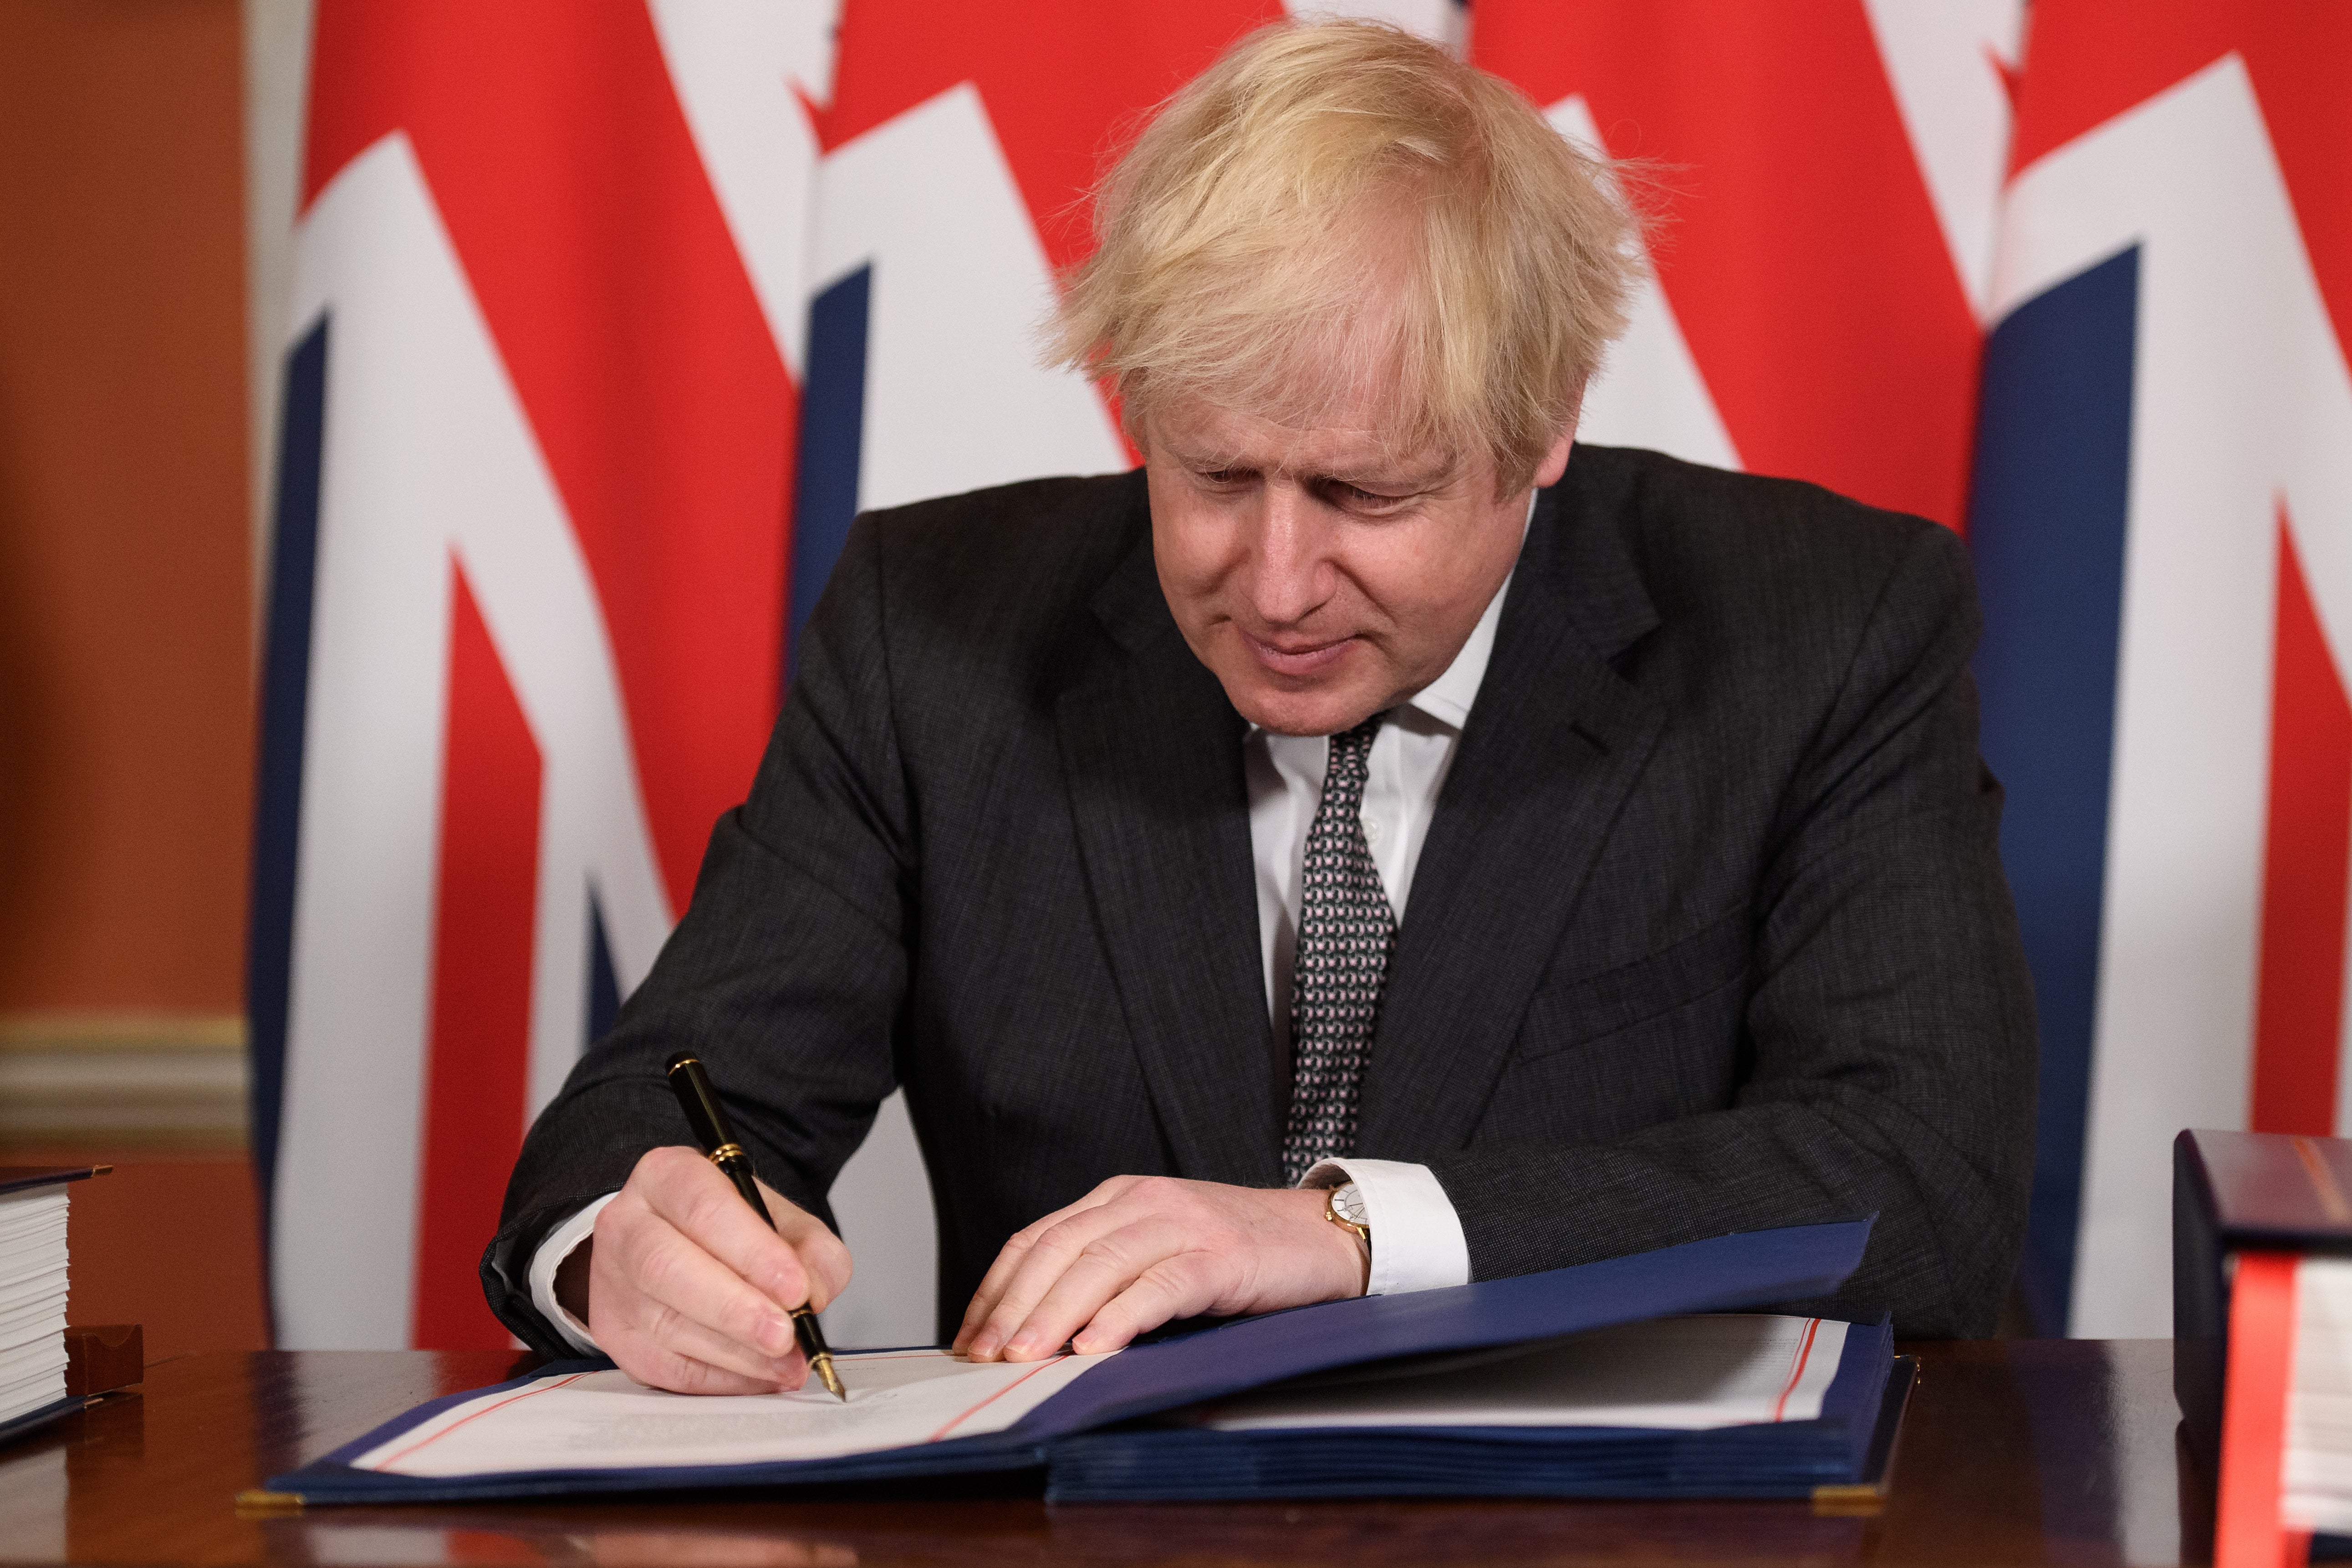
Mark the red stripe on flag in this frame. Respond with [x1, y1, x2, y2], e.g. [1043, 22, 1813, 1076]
[820, 1, 1283, 277]
[413, 564, 541, 1351]
[2006, 2, 2352, 377]
[2252, 514, 2349, 1137]
[1473, 0, 1982, 531]
[303, 1, 790, 916]
[2214, 1251, 2307, 1568]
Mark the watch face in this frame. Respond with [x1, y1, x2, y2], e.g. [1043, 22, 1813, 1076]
[1331, 1182, 1367, 1228]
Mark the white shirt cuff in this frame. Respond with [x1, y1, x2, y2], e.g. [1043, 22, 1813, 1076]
[1299, 1157, 1470, 1296]
[528, 1191, 621, 1355]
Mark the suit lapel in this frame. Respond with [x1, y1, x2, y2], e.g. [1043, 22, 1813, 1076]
[1358, 469, 1667, 1156]
[1056, 526, 1283, 1187]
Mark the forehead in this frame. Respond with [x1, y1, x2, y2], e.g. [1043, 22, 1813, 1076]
[1147, 391, 1459, 485]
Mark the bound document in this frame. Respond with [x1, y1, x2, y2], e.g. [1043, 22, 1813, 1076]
[1043, 1311, 1897, 1502]
[0, 1166, 106, 1449]
[264, 1218, 1898, 1505]
[2175, 1129, 2352, 1565]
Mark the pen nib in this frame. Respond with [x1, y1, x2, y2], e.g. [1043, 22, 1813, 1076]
[812, 1354, 847, 1402]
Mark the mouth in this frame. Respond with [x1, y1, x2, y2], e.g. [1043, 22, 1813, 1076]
[1237, 628, 1357, 678]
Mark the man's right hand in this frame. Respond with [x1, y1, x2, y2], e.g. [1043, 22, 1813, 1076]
[568, 1144, 853, 1395]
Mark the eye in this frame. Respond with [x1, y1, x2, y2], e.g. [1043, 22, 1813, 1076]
[1328, 480, 1411, 512]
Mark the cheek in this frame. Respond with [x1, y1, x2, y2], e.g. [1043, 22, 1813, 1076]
[1340, 513, 1517, 651]
[1344, 531, 1470, 627]
[1147, 494, 1232, 609]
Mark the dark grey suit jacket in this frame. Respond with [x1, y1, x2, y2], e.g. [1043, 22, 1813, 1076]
[486, 444, 2037, 1353]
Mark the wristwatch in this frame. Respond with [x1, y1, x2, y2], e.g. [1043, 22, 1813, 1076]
[1323, 1180, 1370, 1243]
[1323, 1181, 1371, 1292]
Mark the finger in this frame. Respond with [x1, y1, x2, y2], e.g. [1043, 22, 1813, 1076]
[759, 1179, 854, 1312]
[612, 1327, 803, 1397]
[602, 1202, 802, 1363]
[1069, 1251, 1227, 1354]
[964, 1201, 1148, 1360]
[612, 1305, 810, 1393]
[617, 1351, 777, 1398]
[638, 1148, 813, 1314]
[997, 1216, 1201, 1361]
[957, 1187, 1122, 1343]
[954, 1177, 1139, 1353]
[962, 1206, 1129, 1358]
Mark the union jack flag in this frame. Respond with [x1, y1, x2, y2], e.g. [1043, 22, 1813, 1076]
[1971, 2, 2352, 1337]
[255, 0, 2343, 1352]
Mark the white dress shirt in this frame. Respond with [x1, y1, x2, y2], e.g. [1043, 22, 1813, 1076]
[1249, 563, 1513, 1300]
[530, 505, 1527, 1349]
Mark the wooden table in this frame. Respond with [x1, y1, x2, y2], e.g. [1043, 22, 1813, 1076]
[0, 1341, 2209, 1566]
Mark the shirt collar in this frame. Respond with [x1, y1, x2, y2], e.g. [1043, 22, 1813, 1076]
[1398, 487, 1537, 733]
[1246, 490, 1537, 741]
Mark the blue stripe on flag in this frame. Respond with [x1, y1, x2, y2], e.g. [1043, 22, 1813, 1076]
[787, 265, 873, 681]
[585, 882, 621, 1050]
[248, 317, 331, 1287]
[1968, 247, 2141, 1334]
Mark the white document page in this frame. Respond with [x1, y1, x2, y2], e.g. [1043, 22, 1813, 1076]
[0, 1188, 68, 1426]
[1193, 1314, 1849, 1432]
[2286, 1257, 2352, 1532]
[352, 1348, 1113, 1477]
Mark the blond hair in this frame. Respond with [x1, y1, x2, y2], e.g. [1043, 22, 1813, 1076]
[1046, 19, 1641, 496]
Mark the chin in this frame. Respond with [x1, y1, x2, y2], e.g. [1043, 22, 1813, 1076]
[1223, 674, 1387, 738]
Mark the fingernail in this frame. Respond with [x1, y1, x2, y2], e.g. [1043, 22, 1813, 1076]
[760, 1315, 794, 1356]
[1006, 1331, 1042, 1359]
[969, 1333, 998, 1359]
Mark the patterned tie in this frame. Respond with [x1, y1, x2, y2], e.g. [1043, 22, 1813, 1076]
[1281, 713, 1396, 1185]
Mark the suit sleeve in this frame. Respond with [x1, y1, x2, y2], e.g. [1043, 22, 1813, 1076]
[481, 517, 915, 1356]
[1427, 524, 2038, 1337]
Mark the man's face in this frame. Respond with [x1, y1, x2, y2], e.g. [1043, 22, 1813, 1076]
[1144, 391, 1575, 737]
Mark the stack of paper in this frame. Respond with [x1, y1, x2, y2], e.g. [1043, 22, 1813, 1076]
[1045, 1313, 1894, 1501]
[2286, 1257, 2352, 1533]
[0, 1184, 70, 1429]
[2174, 1128, 2352, 1554]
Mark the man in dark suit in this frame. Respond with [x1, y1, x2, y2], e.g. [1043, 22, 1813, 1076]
[487, 19, 2035, 1393]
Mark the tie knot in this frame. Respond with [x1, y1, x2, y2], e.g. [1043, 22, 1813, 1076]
[1326, 712, 1384, 779]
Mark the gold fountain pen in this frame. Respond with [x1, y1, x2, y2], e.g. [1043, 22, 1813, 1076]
[664, 1050, 847, 1400]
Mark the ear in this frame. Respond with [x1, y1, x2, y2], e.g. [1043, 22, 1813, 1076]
[1531, 378, 1586, 490]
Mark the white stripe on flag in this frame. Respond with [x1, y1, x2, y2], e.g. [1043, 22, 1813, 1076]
[277, 133, 673, 1347]
[1994, 57, 2352, 1337]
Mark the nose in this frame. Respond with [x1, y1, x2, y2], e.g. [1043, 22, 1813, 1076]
[1245, 481, 1332, 628]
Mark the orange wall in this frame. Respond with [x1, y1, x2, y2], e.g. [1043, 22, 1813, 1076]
[10, 1151, 272, 1361]
[0, 0, 253, 1015]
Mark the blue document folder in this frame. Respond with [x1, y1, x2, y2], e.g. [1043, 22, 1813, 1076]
[265, 1217, 1874, 1504]
[1043, 1315, 1896, 1501]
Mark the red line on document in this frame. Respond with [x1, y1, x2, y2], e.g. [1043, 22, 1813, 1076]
[1770, 1318, 1822, 1422]
[377, 1373, 590, 1471]
[929, 1356, 1068, 1443]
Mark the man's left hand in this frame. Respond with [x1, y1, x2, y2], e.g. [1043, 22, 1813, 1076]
[951, 1176, 1367, 1361]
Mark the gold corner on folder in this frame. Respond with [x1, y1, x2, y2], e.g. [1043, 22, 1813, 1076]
[1811, 1481, 1887, 1516]
[234, 1489, 306, 1515]
[2294, 1137, 2352, 1223]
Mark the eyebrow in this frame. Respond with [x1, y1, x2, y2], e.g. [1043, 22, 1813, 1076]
[1318, 465, 1452, 493]
[1171, 447, 1454, 493]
